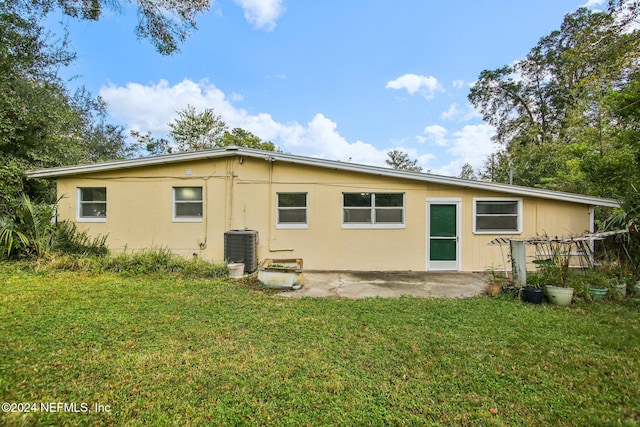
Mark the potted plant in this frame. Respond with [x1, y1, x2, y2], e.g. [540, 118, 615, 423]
[522, 273, 544, 304]
[486, 282, 501, 297]
[596, 266, 633, 299]
[546, 281, 575, 306]
[583, 272, 609, 300]
[484, 269, 510, 298]
[613, 272, 634, 297]
[534, 259, 575, 306]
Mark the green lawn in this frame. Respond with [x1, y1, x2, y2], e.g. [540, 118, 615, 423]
[1, 264, 639, 426]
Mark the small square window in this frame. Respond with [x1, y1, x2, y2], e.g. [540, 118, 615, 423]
[77, 187, 107, 222]
[277, 193, 307, 228]
[174, 187, 203, 222]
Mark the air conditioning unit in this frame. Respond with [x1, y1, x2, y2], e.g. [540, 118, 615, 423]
[224, 230, 259, 273]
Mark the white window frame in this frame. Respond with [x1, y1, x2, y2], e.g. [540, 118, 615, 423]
[473, 197, 522, 234]
[276, 192, 308, 229]
[76, 187, 107, 223]
[342, 192, 405, 229]
[173, 186, 204, 223]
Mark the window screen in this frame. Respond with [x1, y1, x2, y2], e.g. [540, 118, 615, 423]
[475, 200, 519, 232]
[174, 187, 203, 219]
[78, 187, 107, 219]
[277, 193, 307, 226]
[343, 193, 404, 226]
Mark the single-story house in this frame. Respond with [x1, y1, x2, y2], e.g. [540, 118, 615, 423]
[27, 146, 619, 272]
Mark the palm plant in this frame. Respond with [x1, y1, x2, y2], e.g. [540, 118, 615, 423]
[602, 184, 640, 278]
[0, 194, 56, 259]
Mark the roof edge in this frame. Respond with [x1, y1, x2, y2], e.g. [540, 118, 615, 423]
[26, 147, 620, 208]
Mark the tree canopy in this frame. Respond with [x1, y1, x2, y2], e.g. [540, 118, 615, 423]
[385, 149, 423, 172]
[8, 0, 211, 55]
[458, 163, 477, 180]
[132, 105, 277, 155]
[468, 3, 640, 199]
[0, 6, 132, 207]
[169, 105, 228, 151]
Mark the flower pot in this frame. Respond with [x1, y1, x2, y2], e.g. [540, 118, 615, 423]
[589, 287, 608, 300]
[227, 263, 244, 279]
[546, 285, 574, 306]
[614, 283, 627, 296]
[257, 259, 304, 289]
[522, 287, 543, 304]
[486, 283, 501, 297]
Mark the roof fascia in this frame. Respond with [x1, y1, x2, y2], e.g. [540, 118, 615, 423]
[242, 149, 619, 207]
[26, 146, 620, 208]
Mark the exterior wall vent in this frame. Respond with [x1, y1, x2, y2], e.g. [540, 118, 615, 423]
[224, 230, 259, 273]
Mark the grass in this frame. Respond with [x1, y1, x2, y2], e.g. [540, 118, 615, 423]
[1, 264, 639, 426]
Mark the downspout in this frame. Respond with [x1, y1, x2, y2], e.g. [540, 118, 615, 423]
[267, 156, 294, 253]
[226, 157, 237, 230]
[198, 177, 210, 253]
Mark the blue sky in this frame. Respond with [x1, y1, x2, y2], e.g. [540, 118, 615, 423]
[50, 0, 605, 176]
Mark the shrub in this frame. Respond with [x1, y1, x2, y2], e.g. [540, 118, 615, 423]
[41, 249, 227, 278]
[568, 271, 608, 300]
[0, 194, 56, 259]
[52, 221, 109, 257]
[97, 248, 227, 278]
[44, 254, 103, 272]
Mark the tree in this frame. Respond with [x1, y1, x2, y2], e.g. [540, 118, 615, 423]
[458, 163, 477, 180]
[576, 70, 640, 197]
[0, 6, 133, 207]
[168, 105, 228, 151]
[9, 0, 210, 55]
[221, 128, 277, 151]
[385, 149, 423, 172]
[130, 130, 173, 156]
[468, 4, 640, 197]
[133, 106, 277, 155]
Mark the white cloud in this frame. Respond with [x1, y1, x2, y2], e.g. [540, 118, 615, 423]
[582, 0, 605, 7]
[99, 79, 503, 177]
[233, 0, 286, 31]
[440, 103, 483, 122]
[385, 74, 443, 99]
[422, 125, 448, 147]
[230, 92, 244, 102]
[452, 80, 467, 89]
[100, 79, 232, 134]
[439, 104, 460, 121]
[433, 124, 497, 176]
[99, 78, 390, 166]
[277, 114, 389, 165]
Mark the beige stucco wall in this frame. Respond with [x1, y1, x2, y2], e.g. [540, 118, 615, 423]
[55, 155, 593, 272]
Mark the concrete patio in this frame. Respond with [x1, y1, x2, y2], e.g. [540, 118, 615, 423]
[277, 271, 488, 299]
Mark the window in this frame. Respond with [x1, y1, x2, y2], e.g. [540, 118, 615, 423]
[77, 187, 107, 222]
[343, 192, 405, 228]
[277, 193, 307, 228]
[173, 187, 203, 221]
[474, 199, 522, 234]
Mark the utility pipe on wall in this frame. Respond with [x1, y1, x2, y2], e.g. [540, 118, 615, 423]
[267, 157, 294, 253]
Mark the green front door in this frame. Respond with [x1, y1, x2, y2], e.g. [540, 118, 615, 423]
[428, 201, 459, 270]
